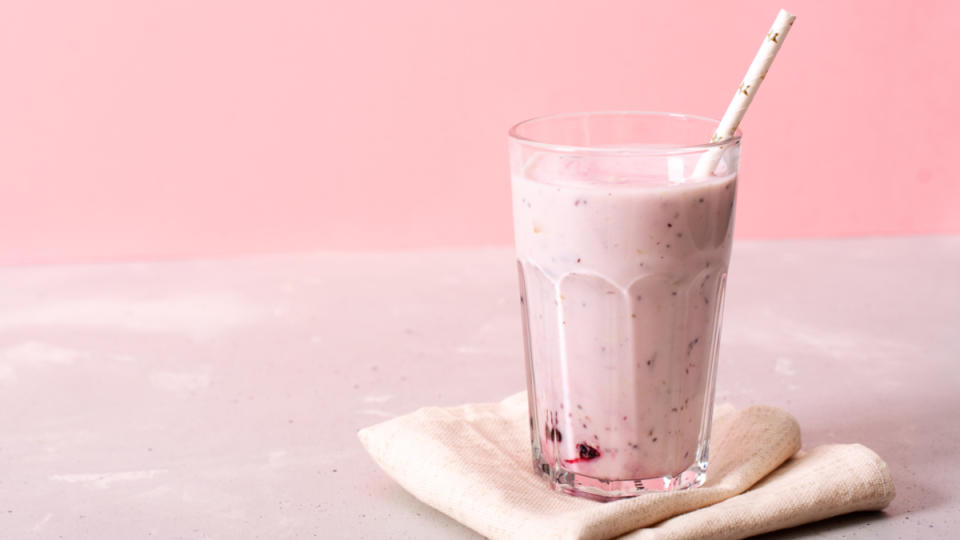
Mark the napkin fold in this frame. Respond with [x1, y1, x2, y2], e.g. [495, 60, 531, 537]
[358, 393, 894, 540]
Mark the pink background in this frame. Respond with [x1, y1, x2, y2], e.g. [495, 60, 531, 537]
[1, 1, 958, 264]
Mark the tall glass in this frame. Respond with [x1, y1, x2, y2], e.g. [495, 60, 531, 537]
[508, 112, 740, 500]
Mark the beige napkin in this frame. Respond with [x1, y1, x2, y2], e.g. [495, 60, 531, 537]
[358, 393, 894, 540]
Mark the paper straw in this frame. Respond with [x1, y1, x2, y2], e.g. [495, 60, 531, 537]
[694, 9, 796, 177]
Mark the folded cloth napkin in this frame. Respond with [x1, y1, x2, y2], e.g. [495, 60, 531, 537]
[358, 393, 895, 540]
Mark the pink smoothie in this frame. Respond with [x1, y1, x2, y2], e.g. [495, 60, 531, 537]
[512, 154, 736, 484]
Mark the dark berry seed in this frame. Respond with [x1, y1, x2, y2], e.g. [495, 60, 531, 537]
[699, 198, 704, 203]
[667, 223, 673, 228]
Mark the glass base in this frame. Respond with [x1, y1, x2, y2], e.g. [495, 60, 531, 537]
[533, 452, 708, 501]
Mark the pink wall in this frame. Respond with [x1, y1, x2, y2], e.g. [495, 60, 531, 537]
[1, 1, 958, 264]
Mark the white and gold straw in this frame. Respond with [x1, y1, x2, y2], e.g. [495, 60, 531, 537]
[695, 9, 796, 177]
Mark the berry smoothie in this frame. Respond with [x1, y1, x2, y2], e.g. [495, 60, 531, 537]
[512, 153, 736, 493]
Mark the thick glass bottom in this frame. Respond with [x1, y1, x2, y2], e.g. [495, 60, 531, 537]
[533, 447, 708, 501]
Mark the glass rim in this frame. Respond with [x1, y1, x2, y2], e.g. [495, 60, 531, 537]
[507, 110, 743, 155]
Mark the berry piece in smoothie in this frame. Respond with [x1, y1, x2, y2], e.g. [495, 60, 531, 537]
[564, 442, 601, 464]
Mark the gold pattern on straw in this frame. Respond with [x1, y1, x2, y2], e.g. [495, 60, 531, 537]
[695, 9, 797, 176]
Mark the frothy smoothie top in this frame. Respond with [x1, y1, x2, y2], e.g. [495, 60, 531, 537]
[522, 152, 737, 190]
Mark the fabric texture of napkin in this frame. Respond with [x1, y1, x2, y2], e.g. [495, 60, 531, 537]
[358, 393, 894, 540]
